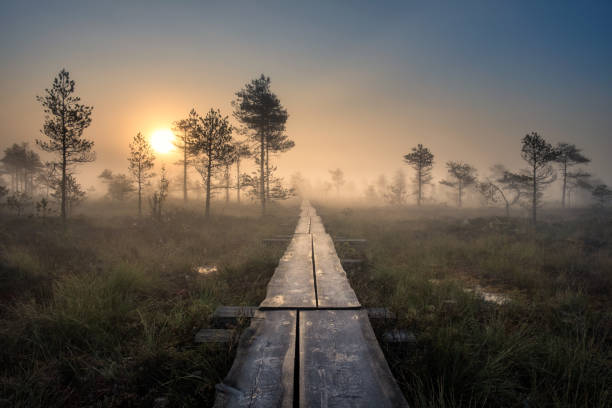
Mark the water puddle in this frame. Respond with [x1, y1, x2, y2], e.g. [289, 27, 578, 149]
[194, 265, 218, 275]
[428, 279, 510, 305]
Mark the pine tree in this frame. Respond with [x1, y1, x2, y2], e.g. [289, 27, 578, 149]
[128, 132, 155, 216]
[36, 69, 94, 223]
[440, 161, 477, 207]
[190, 109, 233, 218]
[403, 144, 434, 206]
[554, 143, 590, 208]
[520, 132, 558, 224]
[329, 168, 345, 196]
[172, 110, 197, 203]
[233, 74, 289, 215]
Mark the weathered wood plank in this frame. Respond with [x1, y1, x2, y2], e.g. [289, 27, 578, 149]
[367, 307, 397, 320]
[262, 238, 291, 245]
[294, 215, 311, 234]
[260, 233, 316, 309]
[334, 238, 367, 244]
[313, 233, 360, 308]
[194, 329, 234, 343]
[309, 215, 326, 234]
[213, 306, 258, 327]
[213, 310, 296, 408]
[299, 310, 409, 408]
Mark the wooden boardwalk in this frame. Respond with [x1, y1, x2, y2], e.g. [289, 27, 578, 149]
[214, 201, 408, 407]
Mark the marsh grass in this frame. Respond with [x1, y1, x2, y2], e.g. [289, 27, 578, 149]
[319, 204, 612, 408]
[0, 200, 295, 407]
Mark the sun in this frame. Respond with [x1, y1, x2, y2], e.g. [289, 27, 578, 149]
[150, 129, 175, 154]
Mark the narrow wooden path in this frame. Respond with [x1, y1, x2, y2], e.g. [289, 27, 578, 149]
[214, 201, 408, 407]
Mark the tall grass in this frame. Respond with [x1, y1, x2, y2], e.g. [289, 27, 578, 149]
[319, 204, 612, 408]
[0, 201, 296, 407]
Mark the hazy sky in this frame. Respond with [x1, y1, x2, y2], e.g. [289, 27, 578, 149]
[1, 0, 611, 196]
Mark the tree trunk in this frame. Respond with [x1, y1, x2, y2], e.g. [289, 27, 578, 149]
[561, 161, 567, 209]
[61, 144, 67, 223]
[183, 130, 188, 203]
[236, 158, 241, 203]
[417, 167, 422, 206]
[61, 95, 67, 224]
[138, 177, 142, 217]
[265, 140, 270, 200]
[532, 162, 537, 225]
[205, 157, 211, 218]
[458, 183, 463, 207]
[225, 164, 230, 203]
[260, 131, 266, 215]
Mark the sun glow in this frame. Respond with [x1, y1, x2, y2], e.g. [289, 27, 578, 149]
[150, 129, 175, 154]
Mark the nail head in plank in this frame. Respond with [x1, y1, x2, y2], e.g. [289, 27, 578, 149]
[299, 310, 409, 408]
[214, 310, 296, 408]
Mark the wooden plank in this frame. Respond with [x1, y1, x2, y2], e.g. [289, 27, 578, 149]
[309, 215, 326, 234]
[213, 306, 258, 327]
[334, 238, 367, 244]
[340, 258, 364, 265]
[313, 233, 360, 308]
[299, 310, 409, 408]
[294, 215, 310, 234]
[194, 329, 234, 343]
[262, 238, 290, 244]
[382, 329, 416, 344]
[367, 307, 396, 320]
[214, 310, 296, 408]
[260, 233, 316, 309]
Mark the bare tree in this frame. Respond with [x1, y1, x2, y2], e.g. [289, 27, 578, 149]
[520, 132, 558, 224]
[566, 169, 592, 207]
[403, 144, 434, 206]
[592, 184, 612, 207]
[36, 69, 94, 223]
[218, 143, 236, 204]
[0, 143, 43, 194]
[384, 169, 408, 205]
[554, 143, 590, 208]
[476, 165, 529, 216]
[440, 161, 477, 207]
[50, 173, 85, 217]
[233, 74, 289, 215]
[6, 192, 31, 216]
[172, 109, 197, 203]
[190, 109, 233, 218]
[99, 169, 136, 201]
[290, 172, 308, 197]
[329, 168, 345, 195]
[265, 131, 294, 198]
[150, 165, 169, 220]
[233, 141, 251, 203]
[128, 132, 156, 216]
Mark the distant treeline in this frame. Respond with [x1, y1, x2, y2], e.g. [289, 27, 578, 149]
[1, 71, 611, 224]
[295, 136, 610, 224]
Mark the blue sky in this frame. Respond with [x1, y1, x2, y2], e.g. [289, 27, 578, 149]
[1, 1, 611, 196]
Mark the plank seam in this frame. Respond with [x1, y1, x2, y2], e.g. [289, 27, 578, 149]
[293, 310, 300, 408]
[311, 234, 318, 308]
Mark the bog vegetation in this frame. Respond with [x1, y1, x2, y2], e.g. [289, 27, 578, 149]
[0, 68, 611, 407]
